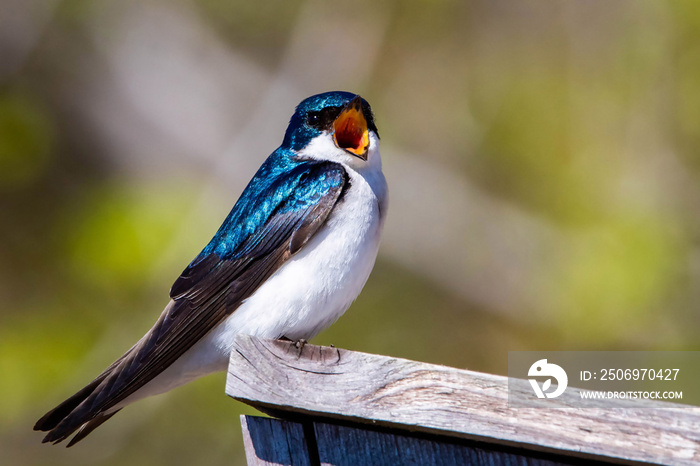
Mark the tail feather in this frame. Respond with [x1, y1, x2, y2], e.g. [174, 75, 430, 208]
[35, 348, 134, 445]
[34, 378, 104, 434]
[66, 410, 121, 447]
[40, 377, 117, 445]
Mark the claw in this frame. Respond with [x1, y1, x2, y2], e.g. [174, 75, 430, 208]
[295, 339, 307, 351]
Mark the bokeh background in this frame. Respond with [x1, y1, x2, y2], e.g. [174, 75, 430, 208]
[2, 0, 700, 464]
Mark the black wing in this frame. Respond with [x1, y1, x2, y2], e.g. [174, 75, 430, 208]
[35, 161, 348, 445]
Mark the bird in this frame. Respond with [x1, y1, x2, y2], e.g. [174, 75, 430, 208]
[34, 91, 387, 446]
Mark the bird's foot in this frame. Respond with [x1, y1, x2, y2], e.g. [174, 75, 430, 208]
[279, 336, 307, 351]
[295, 339, 308, 351]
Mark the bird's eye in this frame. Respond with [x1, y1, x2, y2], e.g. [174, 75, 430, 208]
[307, 112, 321, 127]
[307, 107, 342, 130]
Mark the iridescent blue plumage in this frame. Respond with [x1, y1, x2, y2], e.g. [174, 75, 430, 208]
[183, 91, 367, 269]
[283, 91, 357, 151]
[199, 151, 345, 261]
[283, 91, 378, 151]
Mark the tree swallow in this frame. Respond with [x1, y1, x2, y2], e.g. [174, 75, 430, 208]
[35, 91, 387, 446]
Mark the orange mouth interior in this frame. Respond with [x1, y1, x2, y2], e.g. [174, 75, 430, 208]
[333, 106, 369, 156]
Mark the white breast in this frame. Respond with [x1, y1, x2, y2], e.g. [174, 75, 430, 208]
[218, 168, 385, 343]
[207, 134, 386, 357]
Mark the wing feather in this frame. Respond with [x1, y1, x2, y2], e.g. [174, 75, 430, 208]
[37, 161, 348, 445]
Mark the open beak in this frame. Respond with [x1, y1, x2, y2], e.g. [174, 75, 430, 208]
[333, 96, 369, 161]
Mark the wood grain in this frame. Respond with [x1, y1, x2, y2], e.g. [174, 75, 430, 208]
[311, 419, 584, 466]
[241, 415, 592, 466]
[227, 335, 700, 465]
[240, 415, 311, 466]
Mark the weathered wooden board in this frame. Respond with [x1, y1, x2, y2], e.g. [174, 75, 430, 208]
[241, 415, 595, 466]
[227, 335, 700, 466]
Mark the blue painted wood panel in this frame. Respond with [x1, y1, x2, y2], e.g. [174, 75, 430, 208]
[241, 416, 607, 466]
[241, 416, 311, 466]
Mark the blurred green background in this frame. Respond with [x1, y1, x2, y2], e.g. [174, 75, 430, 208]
[2, 0, 699, 464]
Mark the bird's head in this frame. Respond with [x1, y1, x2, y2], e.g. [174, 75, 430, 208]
[282, 91, 380, 167]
